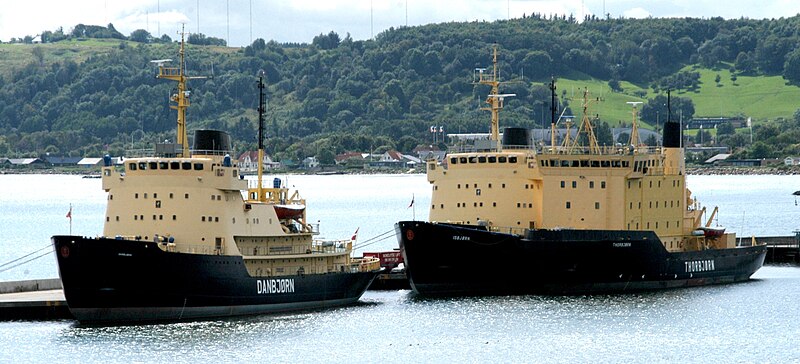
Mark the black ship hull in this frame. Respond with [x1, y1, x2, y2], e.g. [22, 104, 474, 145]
[396, 221, 767, 296]
[52, 235, 378, 323]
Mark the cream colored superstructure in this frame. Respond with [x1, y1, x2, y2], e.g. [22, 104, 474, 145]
[427, 47, 736, 253]
[426, 143, 732, 252]
[99, 153, 365, 277]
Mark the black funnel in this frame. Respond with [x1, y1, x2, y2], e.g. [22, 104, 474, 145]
[502, 127, 532, 148]
[662, 121, 681, 148]
[193, 130, 232, 152]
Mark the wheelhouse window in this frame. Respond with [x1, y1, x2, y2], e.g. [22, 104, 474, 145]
[129, 163, 137, 171]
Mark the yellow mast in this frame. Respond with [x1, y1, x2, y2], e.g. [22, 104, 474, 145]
[627, 101, 644, 150]
[476, 45, 514, 149]
[155, 25, 205, 157]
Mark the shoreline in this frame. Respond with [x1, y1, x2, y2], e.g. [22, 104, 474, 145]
[686, 166, 800, 175]
[4, 166, 800, 176]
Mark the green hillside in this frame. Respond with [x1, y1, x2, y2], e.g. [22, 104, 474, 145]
[4, 16, 800, 160]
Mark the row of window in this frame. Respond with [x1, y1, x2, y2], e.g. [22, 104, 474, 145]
[131, 192, 188, 199]
[106, 215, 265, 224]
[542, 159, 630, 168]
[627, 221, 681, 230]
[450, 155, 519, 165]
[629, 200, 681, 209]
[125, 193, 228, 201]
[627, 180, 682, 189]
[106, 214, 177, 222]
[129, 161, 204, 171]
[455, 183, 506, 189]
[432, 202, 535, 209]
[560, 180, 607, 189]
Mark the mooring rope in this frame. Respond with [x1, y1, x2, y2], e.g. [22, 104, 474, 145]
[0, 243, 54, 274]
[353, 228, 397, 250]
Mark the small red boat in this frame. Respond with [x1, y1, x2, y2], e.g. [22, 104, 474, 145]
[274, 204, 305, 219]
[699, 226, 726, 238]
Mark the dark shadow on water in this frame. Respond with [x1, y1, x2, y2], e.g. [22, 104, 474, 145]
[401, 278, 766, 307]
[64, 299, 384, 329]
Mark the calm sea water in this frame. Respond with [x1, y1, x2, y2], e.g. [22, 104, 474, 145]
[1, 173, 800, 363]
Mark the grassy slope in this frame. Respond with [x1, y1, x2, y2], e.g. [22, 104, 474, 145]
[555, 78, 649, 127]
[672, 66, 800, 122]
[543, 66, 800, 130]
[0, 39, 126, 78]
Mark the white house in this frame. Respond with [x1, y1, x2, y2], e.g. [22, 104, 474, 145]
[784, 157, 800, 166]
[238, 151, 280, 172]
[302, 156, 319, 169]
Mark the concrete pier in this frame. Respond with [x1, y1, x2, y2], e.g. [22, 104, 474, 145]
[0, 279, 72, 320]
[759, 235, 800, 264]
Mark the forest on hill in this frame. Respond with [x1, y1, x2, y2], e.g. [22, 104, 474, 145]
[3, 15, 800, 163]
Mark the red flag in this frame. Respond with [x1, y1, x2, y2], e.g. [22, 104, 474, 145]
[351, 227, 359, 241]
[408, 195, 415, 209]
[66, 206, 72, 220]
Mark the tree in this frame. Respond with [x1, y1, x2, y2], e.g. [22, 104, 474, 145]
[129, 29, 151, 43]
[784, 48, 800, 84]
[521, 51, 553, 80]
[749, 141, 774, 158]
[317, 149, 335, 165]
[756, 35, 793, 74]
[312, 31, 340, 50]
[734, 52, 756, 74]
[640, 94, 695, 125]
[717, 122, 735, 136]
[607, 78, 621, 92]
